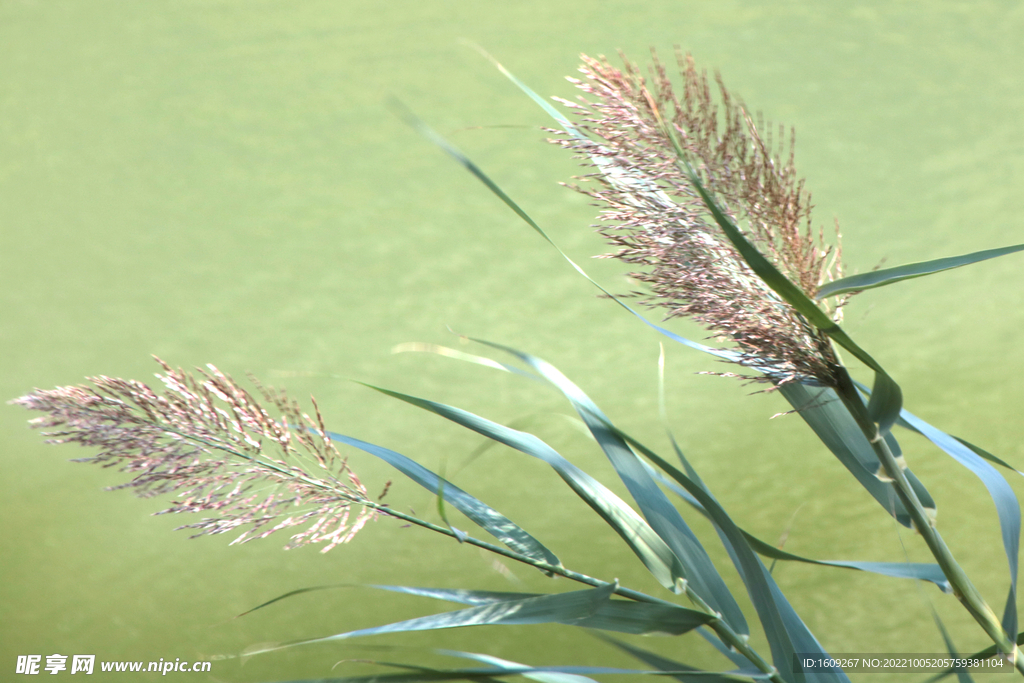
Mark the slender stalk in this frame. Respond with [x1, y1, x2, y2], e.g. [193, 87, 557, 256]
[832, 367, 1024, 673]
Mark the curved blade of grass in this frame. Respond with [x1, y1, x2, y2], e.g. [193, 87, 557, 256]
[272, 658, 772, 683]
[368, 584, 713, 636]
[361, 384, 688, 593]
[777, 383, 935, 528]
[392, 342, 540, 382]
[257, 583, 616, 651]
[679, 162, 901, 434]
[327, 428, 559, 568]
[569, 599, 713, 635]
[434, 467, 469, 543]
[435, 648, 599, 683]
[469, 338, 747, 634]
[816, 244, 1024, 299]
[597, 634, 762, 682]
[894, 418, 1022, 476]
[242, 582, 718, 639]
[930, 606, 976, 683]
[462, 44, 581, 137]
[371, 585, 542, 605]
[236, 584, 353, 618]
[924, 632, 1024, 683]
[391, 100, 557, 251]
[949, 437, 1022, 477]
[741, 532, 950, 591]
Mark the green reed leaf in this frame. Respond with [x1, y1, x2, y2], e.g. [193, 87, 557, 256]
[362, 384, 688, 593]
[328, 428, 559, 567]
[269, 583, 617, 649]
[598, 634, 763, 682]
[369, 585, 713, 636]
[816, 243, 1024, 299]
[436, 648, 600, 683]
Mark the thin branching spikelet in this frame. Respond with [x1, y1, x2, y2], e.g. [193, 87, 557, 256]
[551, 51, 847, 386]
[12, 358, 382, 552]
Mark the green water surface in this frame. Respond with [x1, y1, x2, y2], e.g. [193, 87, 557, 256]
[3, 2, 1024, 681]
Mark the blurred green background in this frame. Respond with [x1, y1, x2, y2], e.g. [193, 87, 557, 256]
[3, 1, 1024, 681]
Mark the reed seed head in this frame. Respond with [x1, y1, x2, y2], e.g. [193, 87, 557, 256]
[12, 358, 381, 552]
[552, 51, 847, 387]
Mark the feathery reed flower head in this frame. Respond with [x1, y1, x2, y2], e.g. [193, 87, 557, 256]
[12, 359, 381, 552]
[551, 51, 846, 387]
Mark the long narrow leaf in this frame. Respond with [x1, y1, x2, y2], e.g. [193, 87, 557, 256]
[367, 585, 713, 636]
[392, 101, 561, 253]
[931, 607, 976, 683]
[462, 45, 582, 137]
[597, 634, 761, 682]
[361, 385, 688, 593]
[436, 648, 598, 683]
[894, 420, 1023, 476]
[327, 429, 559, 568]
[241, 583, 710, 640]
[268, 583, 617, 650]
[237, 584, 350, 617]
[816, 244, 1024, 299]
[272, 660, 772, 683]
[741, 532, 949, 592]
[392, 342, 540, 381]
[950, 437, 1022, 477]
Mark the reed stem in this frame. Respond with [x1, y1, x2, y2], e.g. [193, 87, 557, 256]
[832, 367, 1023, 673]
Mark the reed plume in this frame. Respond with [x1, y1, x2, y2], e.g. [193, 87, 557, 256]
[12, 359, 380, 552]
[551, 51, 847, 387]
